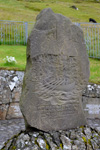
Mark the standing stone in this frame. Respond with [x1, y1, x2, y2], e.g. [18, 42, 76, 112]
[20, 8, 90, 131]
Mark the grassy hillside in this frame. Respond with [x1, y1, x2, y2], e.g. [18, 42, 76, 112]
[0, 0, 100, 22]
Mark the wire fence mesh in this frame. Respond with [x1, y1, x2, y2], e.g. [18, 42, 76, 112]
[0, 20, 34, 45]
[0, 20, 100, 59]
[79, 23, 100, 59]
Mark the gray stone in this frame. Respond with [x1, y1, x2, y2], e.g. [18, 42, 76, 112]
[96, 126, 100, 134]
[0, 143, 5, 150]
[87, 143, 93, 150]
[84, 127, 92, 139]
[20, 8, 90, 131]
[50, 131, 61, 147]
[2, 124, 100, 150]
[70, 130, 77, 140]
[0, 76, 11, 104]
[22, 134, 30, 141]
[37, 137, 46, 150]
[60, 135, 72, 150]
[83, 84, 100, 98]
[31, 132, 39, 138]
[23, 147, 31, 150]
[32, 145, 40, 150]
[16, 71, 24, 82]
[9, 81, 16, 91]
[0, 104, 8, 120]
[74, 139, 85, 149]
[72, 145, 78, 150]
[15, 133, 31, 149]
[83, 96, 100, 119]
[0, 119, 25, 147]
[44, 133, 58, 149]
[12, 87, 22, 102]
[6, 103, 23, 119]
[91, 139, 99, 149]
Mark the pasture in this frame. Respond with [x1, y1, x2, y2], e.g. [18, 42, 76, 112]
[0, 0, 100, 23]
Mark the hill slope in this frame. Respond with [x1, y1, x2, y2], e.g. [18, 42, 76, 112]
[0, 0, 100, 22]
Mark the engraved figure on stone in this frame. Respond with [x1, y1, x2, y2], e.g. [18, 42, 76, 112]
[33, 54, 81, 106]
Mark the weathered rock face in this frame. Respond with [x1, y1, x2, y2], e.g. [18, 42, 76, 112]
[20, 8, 90, 131]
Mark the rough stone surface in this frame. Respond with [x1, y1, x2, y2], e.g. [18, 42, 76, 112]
[83, 84, 100, 98]
[0, 75, 11, 104]
[0, 104, 8, 120]
[0, 70, 24, 120]
[0, 119, 25, 149]
[20, 8, 90, 131]
[6, 103, 23, 119]
[1, 121, 100, 150]
[0, 118, 100, 149]
[82, 84, 100, 119]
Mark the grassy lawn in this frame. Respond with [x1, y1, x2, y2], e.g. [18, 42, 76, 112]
[0, 45, 100, 84]
[0, 45, 26, 71]
[89, 58, 100, 84]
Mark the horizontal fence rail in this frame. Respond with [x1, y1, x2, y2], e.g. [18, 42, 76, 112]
[0, 20, 100, 59]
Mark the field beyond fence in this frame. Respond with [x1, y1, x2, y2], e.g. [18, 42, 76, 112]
[0, 20, 100, 59]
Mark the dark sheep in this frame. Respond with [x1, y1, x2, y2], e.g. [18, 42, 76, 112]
[89, 18, 97, 23]
[71, 5, 78, 10]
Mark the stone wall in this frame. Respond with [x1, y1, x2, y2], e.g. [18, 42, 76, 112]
[0, 70, 24, 120]
[0, 70, 100, 120]
[83, 84, 100, 119]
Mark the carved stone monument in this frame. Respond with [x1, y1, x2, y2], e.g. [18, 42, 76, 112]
[20, 8, 90, 131]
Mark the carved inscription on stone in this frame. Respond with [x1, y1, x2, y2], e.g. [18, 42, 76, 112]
[34, 104, 79, 119]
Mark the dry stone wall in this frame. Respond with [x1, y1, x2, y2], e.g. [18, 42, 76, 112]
[0, 70, 24, 120]
[0, 70, 100, 120]
[83, 84, 100, 119]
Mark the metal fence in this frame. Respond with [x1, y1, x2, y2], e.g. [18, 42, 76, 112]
[77, 23, 100, 59]
[0, 20, 100, 59]
[0, 20, 34, 45]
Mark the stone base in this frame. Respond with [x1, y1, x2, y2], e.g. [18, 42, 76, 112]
[1, 125, 100, 150]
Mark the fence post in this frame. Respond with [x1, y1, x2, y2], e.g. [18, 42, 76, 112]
[75, 22, 80, 27]
[25, 22, 28, 44]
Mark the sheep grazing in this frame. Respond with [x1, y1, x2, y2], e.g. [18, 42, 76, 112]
[89, 18, 97, 23]
[71, 5, 79, 10]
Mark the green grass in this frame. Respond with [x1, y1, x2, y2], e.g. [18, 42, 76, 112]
[89, 58, 100, 84]
[0, 45, 100, 84]
[0, 45, 26, 70]
[0, 0, 100, 22]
